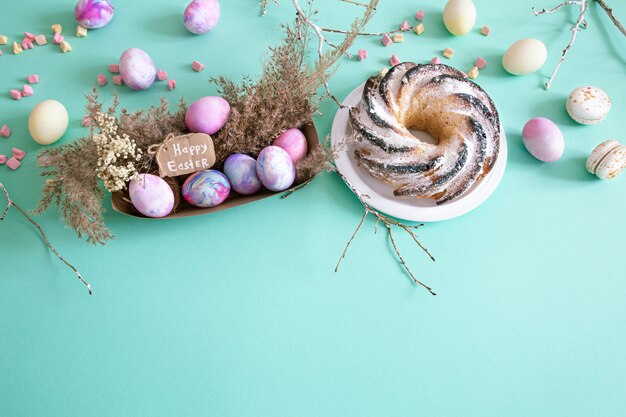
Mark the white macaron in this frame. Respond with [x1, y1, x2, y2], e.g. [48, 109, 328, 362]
[586, 140, 626, 180]
[566, 86, 611, 125]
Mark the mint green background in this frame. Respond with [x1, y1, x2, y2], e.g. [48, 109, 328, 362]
[1, 1, 625, 416]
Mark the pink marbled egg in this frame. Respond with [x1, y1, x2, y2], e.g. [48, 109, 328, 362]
[119, 48, 156, 91]
[273, 128, 308, 163]
[129, 174, 175, 218]
[184, 0, 220, 35]
[185, 96, 230, 135]
[522, 117, 564, 162]
[256, 146, 295, 192]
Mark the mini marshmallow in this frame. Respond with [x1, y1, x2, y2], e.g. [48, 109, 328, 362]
[22, 39, 34, 50]
[22, 85, 34, 97]
[192, 60, 205, 72]
[109, 64, 120, 73]
[0, 35, 8, 45]
[60, 41, 72, 53]
[443, 47, 454, 59]
[7, 157, 21, 170]
[51, 24, 62, 34]
[53, 33, 64, 45]
[467, 66, 479, 79]
[480, 26, 491, 36]
[393, 33, 405, 43]
[76, 25, 88, 37]
[390, 54, 400, 66]
[82, 116, 92, 127]
[27, 74, 39, 84]
[0, 155, 6, 164]
[112, 75, 124, 85]
[400, 21, 410, 31]
[358, 49, 368, 61]
[381, 34, 393, 47]
[10, 90, 22, 100]
[415, 10, 425, 21]
[168, 79, 176, 91]
[13, 42, 23, 55]
[430, 56, 441, 65]
[0, 124, 11, 138]
[414, 23, 425, 35]
[12, 148, 26, 160]
[35, 34, 47, 45]
[475, 57, 487, 69]
[157, 69, 168, 81]
[24, 32, 35, 40]
[97, 74, 108, 86]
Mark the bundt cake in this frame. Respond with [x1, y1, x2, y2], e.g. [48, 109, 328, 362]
[349, 62, 501, 205]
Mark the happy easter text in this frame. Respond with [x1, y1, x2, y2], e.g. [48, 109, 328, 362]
[166, 143, 211, 173]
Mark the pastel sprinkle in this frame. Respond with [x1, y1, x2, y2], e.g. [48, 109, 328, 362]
[34, 34, 47, 45]
[21, 38, 34, 50]
[168, 79, 177, 91]
[53, 33, 64, 45]
[109, 64, 120, 73]
[97, 74, 108, 86]
[51, 24, 62, 34]
[475, 56, 488, 69]
[400, 20, 410, 31]
[467, 66, 479, 79]
[7, 157, 21, 170]
[381, 34, 393, 47]
[0, 124, 11, 138]
[22, 85, 34, 97]
[430, 56, 441, 65]
[12, 148, 26, 160]
[13, 42, 23, 54]
[0, 35, 8, 45]
[358, 49, 368, 61]
[414, 23, 425, 35]
[443, 47, 454, 59]
[390, 54, 400, 66]
[10, 90, 22, 100]
[157, 69, 168, 81]
[192, 60, 205, 72]
[24, 32, 35, 40]
[27, 74, 39, 84]
[393, 33, 404, 43]
[112, 75, 124, 85]
[60, 41, 72, 53]
[415, 10, 425, 21]
[480, 25, 491, 36]
[0, 155, 6, 164]
[76, 25, 88, 37]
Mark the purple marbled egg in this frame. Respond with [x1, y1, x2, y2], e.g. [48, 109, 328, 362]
[75, 0, 115, 29]
[119, 48, 156, 91]
[256, 146, 295, 192]
[185, 96, 230, 135]
[273, 128, 308, 163]
[522, 117, 564, 162]
[182, 169, 230, 208]
[129, 174, 175, 218]
[184, 0, 220, 35]
[223, 154, 262, 195]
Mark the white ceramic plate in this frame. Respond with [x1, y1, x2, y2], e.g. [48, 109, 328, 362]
[331, 83, 508, 222]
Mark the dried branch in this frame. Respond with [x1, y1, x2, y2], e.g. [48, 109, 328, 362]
[533, 0, 626, 89]
[0, 182, 92, 295]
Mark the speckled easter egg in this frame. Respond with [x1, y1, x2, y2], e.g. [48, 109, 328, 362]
[503, 38, 547, 75]
[273, 129, 308, 163]
[223, 154, 262, 195]
[129, 174, 175, 218]
[119, 48, 156, 91]
[566, 86, 611, 125]
[74, 0, 115, 29]
[185, 96, 230, 135]
[182, 169, 230, 207]
[443, 0, 476, 36]
[184, 0, 220, 35]
[256, 146, 296, 192]
[522, 117, 564, 162]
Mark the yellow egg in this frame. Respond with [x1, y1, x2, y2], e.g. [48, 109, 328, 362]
[502, 38, 547, 75]
[443, 0, 477, 36]
[28, 100, 69, 145]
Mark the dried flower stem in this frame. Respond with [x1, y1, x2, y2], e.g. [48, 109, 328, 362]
[334, 172, 436, 295]
[340, 0, 373, 8]
[533, 0, 625, 89]
[0, 182, 92, 295]
[319, 26, 413, 36]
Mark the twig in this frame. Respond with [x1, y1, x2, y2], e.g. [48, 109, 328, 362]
[0, 182, 92, 295]
[260, 0, 280, 16]
[597, 0, 626, 36]
[320, 26, 413, 37]
[340, 0, 373, 9]
[281, 176, 316, 199]
[387, 225, 436, 295]
[334, 211, 367, 272]
[533, 0, 626, 89]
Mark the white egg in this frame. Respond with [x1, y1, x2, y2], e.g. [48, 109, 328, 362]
[443, 0, 476, 36]
[502, 38, 547, 75]
[28, 100, 69, 145]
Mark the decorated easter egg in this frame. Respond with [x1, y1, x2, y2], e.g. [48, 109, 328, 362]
[119, 48, 156, 91]
[256, 146, 296, 192]
[185, 96, 230, 135]
[522, 117, 564, 162]
[586, 140, 626, 180]
[184, 0, 220, 35]
[443, 0, 476, 36]
[223, 154, 262, 195]
[74, 0, 115, 29]
[28, 100, 69, 145]
[273, 129, 308, 163]
[182, 169, 230, 207]
[129, 174, 175, 218]
[503, 38, 547, 75]
[566, 86, 611, 125]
